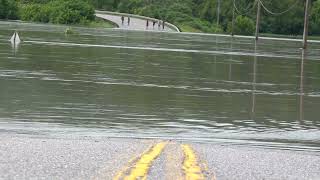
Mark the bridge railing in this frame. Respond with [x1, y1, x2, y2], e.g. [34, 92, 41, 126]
[95, 10, 180, 32]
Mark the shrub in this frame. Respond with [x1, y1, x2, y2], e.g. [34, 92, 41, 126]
[182, 18, 221, 33]
[20, 4, 50, 22]
[311, 0, 320, 35]
[227, 15, 255, 36]
[0, 0, 19, 20]
[20, 0, 95, 24]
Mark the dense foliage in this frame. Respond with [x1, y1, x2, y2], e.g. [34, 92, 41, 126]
[0, 0, 19, 19]
[0, 0, 95, 25]
[92, 0, 320, 35]
[227, 16, 255, 35]
[19, 0, 95, 24]
[311, 0, 320, 33]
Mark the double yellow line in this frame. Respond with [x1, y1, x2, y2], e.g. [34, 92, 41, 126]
[182, 145, 205, 180]
[113, 142, 207, 180]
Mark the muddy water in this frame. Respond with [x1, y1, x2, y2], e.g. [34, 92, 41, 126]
[0, 21, 319, 151]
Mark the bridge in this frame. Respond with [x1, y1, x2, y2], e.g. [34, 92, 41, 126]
[95, 10, 180, 32]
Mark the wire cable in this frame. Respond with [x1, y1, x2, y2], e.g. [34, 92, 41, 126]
[258, 0, 300, 15]
[233, 0, 256, 15]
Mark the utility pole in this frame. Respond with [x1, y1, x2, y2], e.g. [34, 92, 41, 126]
[303, 0, 310, 49]
[232, 5, 235, 36]
[217, 0, 221, 26]
[299, 49, 305, 121]
[255, 0, 261, 40]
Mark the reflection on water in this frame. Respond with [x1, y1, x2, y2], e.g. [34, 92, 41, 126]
[0, 21, 320, 151]
[11, 42, 19, 56]
[252, 41, 257, 118]
[300, 50, 305, 123]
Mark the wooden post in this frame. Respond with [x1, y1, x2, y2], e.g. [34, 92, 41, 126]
[303, 0, 310, 49]
[255, 0, 261, 40]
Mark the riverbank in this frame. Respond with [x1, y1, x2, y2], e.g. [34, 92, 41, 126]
[82, 17, 117, 28]
[1, 133, 319, 179]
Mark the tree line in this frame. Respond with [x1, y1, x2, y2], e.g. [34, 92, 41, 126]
[92, 0, 320, 35]
[0, 0, 95, 25]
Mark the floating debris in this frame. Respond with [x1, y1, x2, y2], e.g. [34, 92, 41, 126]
[65, 27, 78, 35]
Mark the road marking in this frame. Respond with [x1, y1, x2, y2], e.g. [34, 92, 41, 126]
[181, 144, 205, 180]
[113, 142, 167, 180]
[113, 152, 144, 180]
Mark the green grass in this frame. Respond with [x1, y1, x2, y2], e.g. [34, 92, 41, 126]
[179, 24, 203, 33]
[261, 33, 320, 40]
[177, 27, 320, 40]
[83, 18, 116, 28]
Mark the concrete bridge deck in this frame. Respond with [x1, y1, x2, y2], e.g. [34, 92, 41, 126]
[95, 10, 179, 32]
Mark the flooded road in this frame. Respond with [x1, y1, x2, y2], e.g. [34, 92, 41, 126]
[0, 21, 320, 151]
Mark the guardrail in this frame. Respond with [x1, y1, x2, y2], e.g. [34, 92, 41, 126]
[95, 10, 180, 32]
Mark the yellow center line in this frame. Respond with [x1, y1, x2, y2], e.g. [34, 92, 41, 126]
[113, 142, 167, 180]
[113, 151, 144, 180]
[181, 144, 205, 180]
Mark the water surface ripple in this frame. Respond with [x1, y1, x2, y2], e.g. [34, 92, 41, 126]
[0, 21, 320, 151]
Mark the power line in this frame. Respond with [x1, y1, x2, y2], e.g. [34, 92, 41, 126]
[233, 0, 256, 15]
[258, 0, 300, 16]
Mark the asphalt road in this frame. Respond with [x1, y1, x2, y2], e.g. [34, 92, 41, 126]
[1, 134, 320, 180]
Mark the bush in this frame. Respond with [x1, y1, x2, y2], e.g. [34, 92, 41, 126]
[0, 0, 19, 20]
[227, 15, 255, 36]
[311, 0, 320, 35]
[182, 18, 221, 33]
[20, 0, 95, 24]
[20, 4, 50, 22]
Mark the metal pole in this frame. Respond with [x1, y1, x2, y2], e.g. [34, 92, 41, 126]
[303, 0, 310, 49]
[217, 0, 221, 25]
[255, 0, 261, 41]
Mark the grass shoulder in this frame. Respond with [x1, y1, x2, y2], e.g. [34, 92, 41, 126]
[79, 17, 117, 28]
[261, 33, 320, 41]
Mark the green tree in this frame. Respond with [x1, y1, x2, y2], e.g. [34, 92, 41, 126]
[0, 0, 19, 19]
[90, 0, 320, 35]
[199, 0, 217, 22]
[20, 0, 95, 24]
[311, 0, 320, 34]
